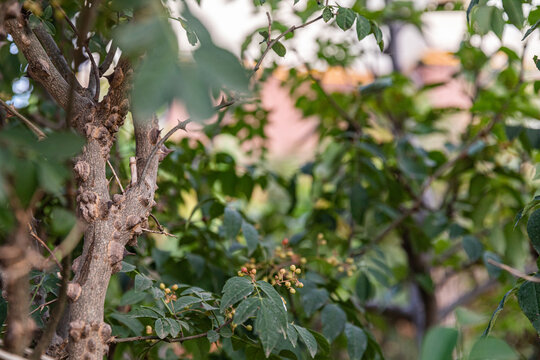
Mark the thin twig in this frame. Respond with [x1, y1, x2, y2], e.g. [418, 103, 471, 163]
[266, 12, 272, 46]
[149, 213, 164, 232]
[253, 15, 324, 72]
[141, 228, 177, 238]
[28, 225, 62, 270]
[0, 99, 46, 140]
[138, 100, 236, 183]
[85, 46, 100, 101]
[52, 1, 99, 101]
[29, 299, 57, 316]
[99, 42, 117, 76]
[107, 160, 124, 193]
[487, 258, 540, 283]
[110, 319, 233, 343]
[303, 62, 357, 128]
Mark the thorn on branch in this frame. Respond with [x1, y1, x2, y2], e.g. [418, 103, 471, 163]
[129, 157, 137, 186]
[0, 98, 46, 140]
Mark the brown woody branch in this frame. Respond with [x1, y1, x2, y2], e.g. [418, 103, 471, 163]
[253, 15, 323, 72]
[99, 42, 117, 76]
[4, 13, 92, 114]
[138, 99, 236, 183]
[110, 319, 233, 344]
[0, 98, 46, 139]
[32, 22, 83, 94]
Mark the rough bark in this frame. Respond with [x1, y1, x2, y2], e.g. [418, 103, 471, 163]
[4, 5, 166, 359]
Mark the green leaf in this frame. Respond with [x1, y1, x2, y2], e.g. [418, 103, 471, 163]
[128, 307, 163, 319]
[167, 318, 181, 337]
[220, 277, 254, 312]
[309, 330, 330, 356]
[502, 0, 524, 29]
[491, 7, 505, 39]
[255, 298, 281, 358]
[355, 15, 371, 41]
[37, 161, 67, 196]
[301, 288, 328, 316]
[419, 327, 458, 360]
[43, 20, 56, 35]
[355, 273, 374, 302]
[271, 41, 286, 57]
[120, 290, 146, 306]
[322, 7, 333, 23]
[321, 304, 346, 342]
[223, 207, 242, 239]
[43, 5, 52, 19]
[234, 297, 259, 325]
[462, 235, 483, 262]
[120, 261, 136, 273]
[175, 296, 203, 309]
[336, 8, 356, 31]
[207, 329, 220, 343]
[256, 281, 287, 334]
[109, 313, 144, 335]
[134, 274, 153, 292]
[469, 337, 518, 360]
[287, 324, 298, 347]
[350, 183, 368, 224]
[467, 0, 480, 22]
[518, 280, 540, 333]
[527, 208, 540, 255]
[242, 221, 259, 255]
[523, 19, 540, 40]
[483, 288, 516, 336]
[344, 323, 367, 360]
[293, 325, 317, 358]
[155, 318, 170, 339]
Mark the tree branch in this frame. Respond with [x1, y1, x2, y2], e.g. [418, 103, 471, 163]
[487, 258, 540, 283]
[4, 13, 92, 114]
[110, 319, 232, 344]
[0, 98, 46, 140]
[32, 22, 83, 94]
[138, 100, 236, 183]
[253, 15, 323, 72]
[99, 42, 117, 76]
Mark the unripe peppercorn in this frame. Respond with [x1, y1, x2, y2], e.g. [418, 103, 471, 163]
[282, 238, 289, 246]
[165, 288, 171, 294]
[246, 324, 253, 331]
[171, 284, 179, 291]
[159, 283, 166, 290]
[279, 268, 286, 275]
[145, 325, 153, 334]
[241, 267, 248, 273]
[290, 265, 296, 271]
[286, 250, 294, 257]
[300, 257, 307, 264]
[289, 288, 296, 294]
[251, 269, 257, 275]
[346, 257, 354, 264]
[295, 268, 301, 274]
[285, 281, 291, 287]
[338, 266, 345, 272]
[297, 282, 304, 288]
